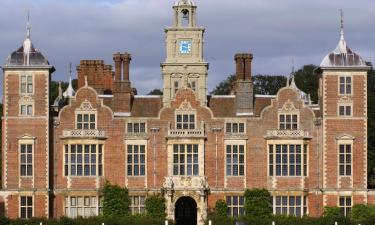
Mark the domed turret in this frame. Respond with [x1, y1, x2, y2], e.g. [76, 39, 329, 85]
[4, 14, 50, 67]
[320, 10, 367, 68]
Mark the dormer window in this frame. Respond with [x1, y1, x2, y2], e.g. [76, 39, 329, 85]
[75, 100, 97, 130]
[279, 114, 298, 130]
[77, 114, 96, 130]
[176, 114, 195, 130]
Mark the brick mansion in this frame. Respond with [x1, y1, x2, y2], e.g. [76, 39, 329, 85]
[1, 1, 374, 225]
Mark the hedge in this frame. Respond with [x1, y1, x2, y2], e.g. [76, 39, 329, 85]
[0, 215, 169, 225]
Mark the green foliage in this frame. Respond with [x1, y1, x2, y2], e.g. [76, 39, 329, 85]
[244, 188, 272, 218]
[145, 194, 166, 217]
[102, 181, 130, 217]
[148, 89, 163, 95]
[253, 75, 287, 95]
[214, 200, 228, 217]
[293, 64, 319, 103]
[323, 206, 342, 221]
[350, 204, 375, 223]
[0, 215, 166, 225]
[210, 75, 236, 95]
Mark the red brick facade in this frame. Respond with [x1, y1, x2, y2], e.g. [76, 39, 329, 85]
[1, 0, 374, 223]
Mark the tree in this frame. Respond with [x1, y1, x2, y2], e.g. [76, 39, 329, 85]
[102, 181, 130, 217]
[253, 75, 287, 95]
[293, 64, 319, 103]
[244, 189, 272, 218]
[214, 200, 228, 217]
[145, 194, 166, 218]
[210, 75, 236, 95]
[148, 89, 163, 95]
[350, 204, 375, 223]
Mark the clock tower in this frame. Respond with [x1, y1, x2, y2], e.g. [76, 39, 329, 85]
[161, 0, 209, 106]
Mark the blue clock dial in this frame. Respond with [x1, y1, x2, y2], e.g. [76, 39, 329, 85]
[179, 41, 192, 54]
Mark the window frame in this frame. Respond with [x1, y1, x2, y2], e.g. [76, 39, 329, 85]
[225, 144, 245, 177]
[19, 143, 33, 177]
[172, 144, 199, 176]
[64, 196, 102, 218]
[129, 195, 146, 214]
[126, 144, 146, 177]
[273, 195, 307, 217]
[20, 74, 34, 95]
[278, 113, 299, 130]
[75, 112, 97, 130]
[19, 196, 33, 219]
[226, 196, 245, 217]
[338, 103, 353, 117]
[339, 75, 352, 96]
[127, 122, 147, 134]
[19, 103, 34, 116]
[175, 113, 196, 130]
[64, 143, 104, 177]
[338, 141, 352, 177]
[225, 122, 246, 134]
[268, 141, 308, 177]
[339, 196, 352, 217]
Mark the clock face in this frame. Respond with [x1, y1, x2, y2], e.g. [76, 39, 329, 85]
[179, 40, 192, 54]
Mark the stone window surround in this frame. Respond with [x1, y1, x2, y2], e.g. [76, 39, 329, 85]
[273, 195, 307, 217]
[338, 75, 353, 96]
[64, 195, 102, 218]
[20, 74, 34, 95]
[19, 195, 33, 219]
[225, 144, 245, 177]
[338, 102, 353, 117]
[337, 139, 353, 177]
[75, 100, 98, 130]
[167, 139, 205, 177]
[338, 195, 352, 217]
[172, 143, 199, 176]
[175, 99, 197, 130]
[129, 195, 146, 214]
[224, 140, 246, 178]
[267, 140, 309, 177]
[63, 140, 105, 177]
[226, 195, 245, 217]
[278, 100, 300, 131]
[18, 137, 35, 178]
[127, 121, 147, 133]
[19, 102, 34, 117]
[125, 140, 147, 178]
[225, 121, 246, 134]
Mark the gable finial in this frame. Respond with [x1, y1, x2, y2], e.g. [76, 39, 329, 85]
[340, 9, 344, 41]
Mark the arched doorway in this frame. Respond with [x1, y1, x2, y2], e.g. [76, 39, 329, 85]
[175, 196, 197, 225]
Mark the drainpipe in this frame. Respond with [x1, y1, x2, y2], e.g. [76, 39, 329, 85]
[150, 127, 160, 189]
[211, 127, 222, 188]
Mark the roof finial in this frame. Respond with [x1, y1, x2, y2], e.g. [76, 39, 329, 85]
[340, 9, 344, 41]
[63, 63, 76, 98]
[26, 10, 31, 39]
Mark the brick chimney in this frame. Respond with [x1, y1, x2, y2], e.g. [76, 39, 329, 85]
[122, 52, 131, 81]
[235, 53, 253, 81]
[234, 53, 254, 116]
[113, 52, 122, 81]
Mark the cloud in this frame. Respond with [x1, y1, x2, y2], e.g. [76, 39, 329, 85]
[0, 0, 374, 95]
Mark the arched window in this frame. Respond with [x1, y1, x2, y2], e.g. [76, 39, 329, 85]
[181, 9, 189, 27]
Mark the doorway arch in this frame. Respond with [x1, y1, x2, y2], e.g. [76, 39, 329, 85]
[175, 196, 197, 225]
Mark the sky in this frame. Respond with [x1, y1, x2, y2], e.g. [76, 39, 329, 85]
[0, 0, 374, 94]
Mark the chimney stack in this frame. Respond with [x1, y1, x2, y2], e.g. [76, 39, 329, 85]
[235, 54, 245, 80]
[113, 52, 122, 81]
[235, 53, 253, 80]
[122, 52, 131, 81]
[234, 53, 254, 116]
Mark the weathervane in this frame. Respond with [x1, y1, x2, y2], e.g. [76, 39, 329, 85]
[340, 9, 344, 40]
[26, 10, 31, 39]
